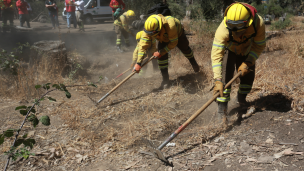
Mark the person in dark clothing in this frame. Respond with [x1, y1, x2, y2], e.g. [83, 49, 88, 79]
[16, 0, 30, 28]
[45, 0, 59, 29]
[1, 0, 16, 33]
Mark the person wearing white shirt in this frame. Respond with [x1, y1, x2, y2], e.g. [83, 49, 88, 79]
[74, 0, 85, 32]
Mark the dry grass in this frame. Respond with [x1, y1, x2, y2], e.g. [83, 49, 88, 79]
[0, 49, 89, 100]
[2, 17, 304, 169]
[53, 18, 304, 156]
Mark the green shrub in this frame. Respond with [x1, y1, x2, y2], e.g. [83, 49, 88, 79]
[270, 14, 292, 30]
[167, 0, 186, 20]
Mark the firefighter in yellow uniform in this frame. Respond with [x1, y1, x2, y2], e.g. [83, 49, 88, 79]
[212, 2, 266, 122]
[131, 30, 158, 72]
[133, 14, 200, 88]
[114, 10, 136, 52]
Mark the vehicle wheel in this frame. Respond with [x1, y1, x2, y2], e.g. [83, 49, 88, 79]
[84, 15, 93, 24]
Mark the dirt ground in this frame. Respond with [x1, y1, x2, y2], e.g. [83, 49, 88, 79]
[1, 18, 304, 171]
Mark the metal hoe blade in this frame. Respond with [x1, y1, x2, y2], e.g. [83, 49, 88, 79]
[142, 138, 168, 163]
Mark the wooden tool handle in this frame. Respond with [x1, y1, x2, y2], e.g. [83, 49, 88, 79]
[158, 72, 242, 150]
[97, 56, 155, 104]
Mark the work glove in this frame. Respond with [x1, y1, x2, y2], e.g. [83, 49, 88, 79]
[238, 62, 253, 77]
[133, 63, 141, 73]
[153, 52, 161, 59]
[213, 80, 224, 97]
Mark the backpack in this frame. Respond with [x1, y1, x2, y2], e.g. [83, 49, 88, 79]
[113, 8, 124, 20]
[147, 3, 171, 17]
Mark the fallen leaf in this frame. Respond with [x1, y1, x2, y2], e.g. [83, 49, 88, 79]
[266, 138, 273, 145]
[203, 144, 218, 149]
[246, 158, 257, 162]
[257, 156, 274, 163]
[49, 148, 56, 153]
[67, 147, 79, 153]
[227, 141, 236, 147]
[273, 148, 302, 159]
[124, 160, 140, 170]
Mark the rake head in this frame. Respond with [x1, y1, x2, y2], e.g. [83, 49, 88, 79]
[142, 138, 168, 163]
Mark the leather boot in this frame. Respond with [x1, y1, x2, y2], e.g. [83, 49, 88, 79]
[160, 68, 169, 89]
[217, 102, 228, 125]
[188, 57, 200, 73]
[116, 45, 124, 53]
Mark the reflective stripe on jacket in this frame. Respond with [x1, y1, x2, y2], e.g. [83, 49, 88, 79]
[137, 14, 182, 62]
[133, 31, 156, 63]
[114, 12, 130, 33]
[211, 14, 266, 79]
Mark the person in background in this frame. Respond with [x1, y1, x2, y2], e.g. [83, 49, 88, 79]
[16, 0, 30, 28]
[45, 0, 60, 29]
[74, 0, 84, 32]
[135, 14, 200, 89]
[109, 0, 125, 29]
[65, 0, 77, 31]
[113, 9, 136, 52]
[1, 0, 16, 33]
[24, 0, 32, 19]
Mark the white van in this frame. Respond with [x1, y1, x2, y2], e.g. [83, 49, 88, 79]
[62, 0, 112, 24]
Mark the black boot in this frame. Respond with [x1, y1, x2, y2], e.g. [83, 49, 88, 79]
[116, 45, 124, 53]
[217, 102, 228, 125]
[188, 57, 200, 73]
[160, 68, 169, 89]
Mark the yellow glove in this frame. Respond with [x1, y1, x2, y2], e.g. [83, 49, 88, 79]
[238, 62, 253, 77]
[214, 80, 224, 97]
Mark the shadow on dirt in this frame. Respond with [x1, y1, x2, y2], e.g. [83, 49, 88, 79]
[161, 93, 292, 161]
[228, 93, 292, 117]
[150, 71, 208, 94]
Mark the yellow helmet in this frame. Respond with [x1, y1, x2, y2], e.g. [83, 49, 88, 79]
[224, 3, 253, 32]
[144, 15, 162, 37]
[127, 10, 136, 17]
[136, 31, 143, 42]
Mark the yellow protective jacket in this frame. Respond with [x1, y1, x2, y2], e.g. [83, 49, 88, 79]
[133, 31, 157, 63]
[211, 14, 266, 79]
[114, 12, 131, 33]
[137, 14, 183, 63]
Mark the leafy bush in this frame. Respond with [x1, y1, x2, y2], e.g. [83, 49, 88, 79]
[167, 0, 186, 20]
[0, 43, 29, 75]
[270, 14, 292, 30]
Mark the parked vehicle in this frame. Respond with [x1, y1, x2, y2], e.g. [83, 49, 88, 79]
[264, 15, 271, 25]
[62, 0, 112, 24]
